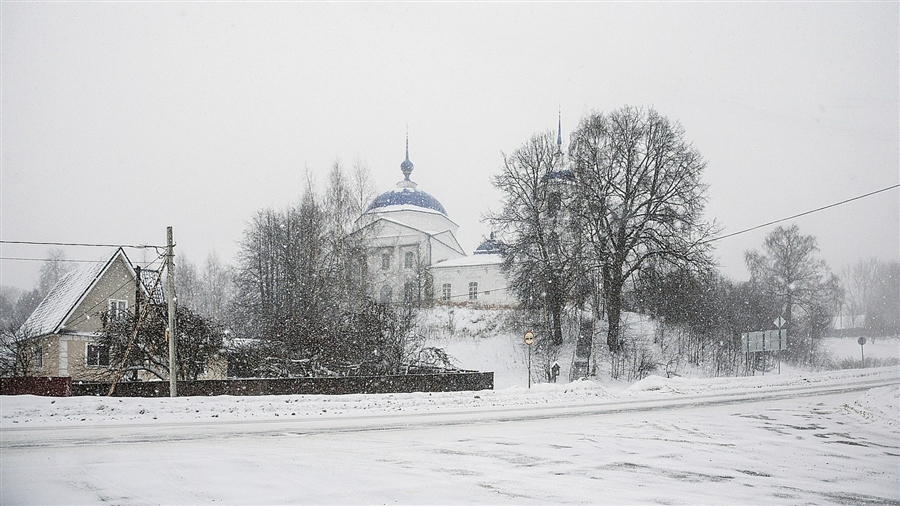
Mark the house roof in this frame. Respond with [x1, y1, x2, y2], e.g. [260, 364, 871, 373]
[139, 268, 166, 305]
[19, 248, 147, 338]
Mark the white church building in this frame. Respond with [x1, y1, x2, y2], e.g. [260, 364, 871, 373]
[354, 141, 515, 307]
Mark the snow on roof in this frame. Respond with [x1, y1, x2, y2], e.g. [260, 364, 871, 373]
[366, 188, 448, 216]
[139, 268, 166, 305]
[19, 248, 140, 338]
[20, 249, 117, 337]
[431, 253, 504, 269]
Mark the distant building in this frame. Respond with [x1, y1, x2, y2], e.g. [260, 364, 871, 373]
[354, 138, 515, 307]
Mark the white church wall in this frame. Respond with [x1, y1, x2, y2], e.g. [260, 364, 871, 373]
[431, 257, 516, 307]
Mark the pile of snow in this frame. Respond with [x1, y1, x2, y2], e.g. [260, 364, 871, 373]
[2, 367, 896, 427]
[841, 385, 899, 433]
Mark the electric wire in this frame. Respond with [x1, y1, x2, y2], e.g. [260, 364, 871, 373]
[0, 240, 163, 249]
[704, 183, 899, 244]
[0, 257, 110, 263]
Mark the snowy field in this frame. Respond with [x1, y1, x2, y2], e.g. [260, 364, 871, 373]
[2, 367, 898, 505]
[2, 312, 898, 505]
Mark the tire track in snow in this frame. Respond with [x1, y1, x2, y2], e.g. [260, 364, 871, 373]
[2, 373, 896, 449]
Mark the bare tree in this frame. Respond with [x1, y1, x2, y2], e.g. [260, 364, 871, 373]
[840, 258, 899, 336]
[487, 131, 582, 347]
[840, 258, 879, 318]
[198, 252, 233, 325]
[351, 158, 377, 216]
[38, 248, 71, 297]
[99, 304, 225, 381]
[569, 106, 716, 355]
[0, 324, 40, 378]
[745, 224, 841, 365]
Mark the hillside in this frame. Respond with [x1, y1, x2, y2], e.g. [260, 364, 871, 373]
[418, 307, 900, 390]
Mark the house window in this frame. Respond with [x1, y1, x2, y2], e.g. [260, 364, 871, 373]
[442, 283, 451, 301]
[379, 285, 393, 304]
[33, 345, 42, 370]
[381, 253, 391, 270]
[109, 299, 127, 320]
[404, 251, 415, 270]
[86, 344, 110, 367]
[468, 282, 478, 301]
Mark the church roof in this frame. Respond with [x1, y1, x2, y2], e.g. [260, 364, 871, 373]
[431, 253, 503, 269]
[365, 137, 448, 217]
[366, 188, 447, 216]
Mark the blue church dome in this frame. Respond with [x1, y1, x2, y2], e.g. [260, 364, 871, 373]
[366, 187, 448, 216]
[365, 138, 448, 216]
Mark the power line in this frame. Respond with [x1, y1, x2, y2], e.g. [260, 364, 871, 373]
[0, 240, 164, 249]
[0, 257, 109, 263]
[706, 183, 899, 243]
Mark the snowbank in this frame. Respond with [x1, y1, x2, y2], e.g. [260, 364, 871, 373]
[2, 366, 896, 428]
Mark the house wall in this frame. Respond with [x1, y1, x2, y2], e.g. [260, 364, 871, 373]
[27, 334, 116, 381]
[62, 257, 137, 334]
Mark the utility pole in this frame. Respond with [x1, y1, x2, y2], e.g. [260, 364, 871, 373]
[166, 226, 177, 397]
[133, 265, 141, 383]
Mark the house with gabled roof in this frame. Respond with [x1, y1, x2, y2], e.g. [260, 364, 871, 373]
[18, 248, 162, 381]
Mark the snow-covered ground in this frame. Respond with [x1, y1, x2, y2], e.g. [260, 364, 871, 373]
[2, 367, 898, 505]
[2, 311, 898, 505]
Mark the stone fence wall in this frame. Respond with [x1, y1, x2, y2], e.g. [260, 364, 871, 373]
[2, 371, 493, 397]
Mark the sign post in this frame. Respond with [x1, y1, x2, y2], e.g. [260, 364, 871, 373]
[858, 337, 867, 367]
[774, 316, 785, 374]
[741, 328, 788, 376]
[524, 330, 535, 389]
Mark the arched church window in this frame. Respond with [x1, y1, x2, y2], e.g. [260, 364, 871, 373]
[442, 283, 451, 301]
[380, 285, 393, 304]
[468, 282, 478, 301]
[381, 253, 391, 270]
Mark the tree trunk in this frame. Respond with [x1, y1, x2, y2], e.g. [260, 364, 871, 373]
[548, 275, 564, 346]
[606, 294, 622, 353]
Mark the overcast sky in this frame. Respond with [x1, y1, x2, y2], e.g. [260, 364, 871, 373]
[2, 2, 898, 291]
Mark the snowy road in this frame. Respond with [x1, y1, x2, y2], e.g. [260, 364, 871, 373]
[0, 371, 895, 449]
[2, 368, 898, 504]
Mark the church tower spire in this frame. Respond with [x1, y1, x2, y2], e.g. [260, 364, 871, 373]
[400, 126, 414, 181]
[556, 107, 563, 156]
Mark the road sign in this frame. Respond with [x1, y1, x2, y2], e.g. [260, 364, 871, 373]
[524, 330, 535, 346]
[858, 337, 867, 346]
[741, 329, 788, 353]
[774, 316, 785, 329]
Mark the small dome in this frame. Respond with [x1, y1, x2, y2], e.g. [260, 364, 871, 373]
[474, 234, 502, 255]
[400, 157, 414, 179]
